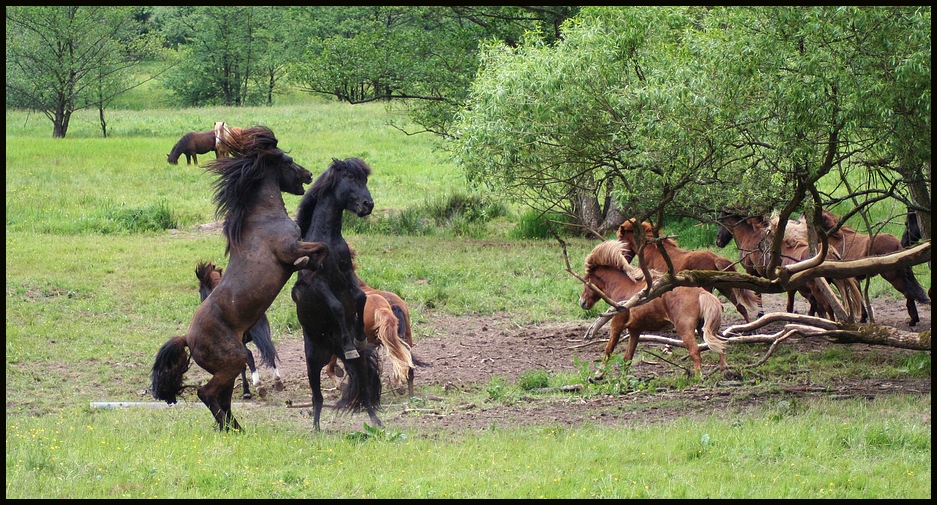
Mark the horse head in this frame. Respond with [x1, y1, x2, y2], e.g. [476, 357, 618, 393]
[275, 152, 313, 196]
[331, 157, 374, 217]
[195, 261, 223, 301]
[579, 240, 644, 310]
[616, 219, 654, 263]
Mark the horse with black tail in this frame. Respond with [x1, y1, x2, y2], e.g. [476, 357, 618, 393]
[291, 157, 382, 431]
[151, 126, 327, 431]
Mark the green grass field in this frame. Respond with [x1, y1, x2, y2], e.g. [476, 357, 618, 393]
[5, 100, 930, 498]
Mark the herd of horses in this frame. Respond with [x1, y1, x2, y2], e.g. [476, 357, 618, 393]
[155, 124, 928, 432]
[579, 209, 928, 379]
[152, 125, 418, 432]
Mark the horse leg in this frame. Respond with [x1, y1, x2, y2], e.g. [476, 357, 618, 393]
[192, 153, 198, 166]
[241, 349, 257, 399]
[324, 354, 344, 390]
[303, 332, 329, 431]
[197, 370, 241, 431]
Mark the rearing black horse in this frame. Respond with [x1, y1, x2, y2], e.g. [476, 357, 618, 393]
[291, 157, 382, 431]
[151, 126, 327, 431]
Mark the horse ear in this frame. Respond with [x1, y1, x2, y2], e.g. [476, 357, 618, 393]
[641, 221, 653, 235]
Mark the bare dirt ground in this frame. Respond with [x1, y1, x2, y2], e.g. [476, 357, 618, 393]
[238, 294, 930, 433]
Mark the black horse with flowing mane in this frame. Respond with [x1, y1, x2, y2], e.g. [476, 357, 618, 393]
[151, 126, 327, 431]
[195, 261, 282, 399]
[291, 157, 382, 431]
[167, 130, 217, 165]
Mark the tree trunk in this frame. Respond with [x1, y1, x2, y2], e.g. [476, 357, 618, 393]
[98, 104, 108, 138]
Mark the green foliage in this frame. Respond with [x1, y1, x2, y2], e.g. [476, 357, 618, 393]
[346, 422, 407, 443]
[517, 369, 550, 391]
[106, 200, 177, 233]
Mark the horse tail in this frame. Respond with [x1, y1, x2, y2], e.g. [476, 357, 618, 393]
[246, 314, 279, 369]
[898, 265, 930, 304]
[698, 291, 726, 356]
[336, 343, 383, 416]
[831, 277, 864, 321]
[391, 304, 427, 366]
[150, 336, 191, 404]
[374, 305, 414, 386]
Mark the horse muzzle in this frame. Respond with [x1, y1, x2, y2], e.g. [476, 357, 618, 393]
[355, 200, 374, 217]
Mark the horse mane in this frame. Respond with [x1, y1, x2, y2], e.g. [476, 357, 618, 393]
[296, 157, 372, 238]
[204, 126, 281, 253]
[585, 240, 645, 281]
[195, 261, 222, 300]
[168, 132, 196, 162]
[768, 212, 808, 247]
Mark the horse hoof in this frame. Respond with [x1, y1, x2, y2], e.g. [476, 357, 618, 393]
[344, 348, 360, 360]
[242, 393, 252, 400]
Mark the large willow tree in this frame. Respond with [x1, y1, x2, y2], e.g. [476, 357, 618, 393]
[453, 6, 930, 244]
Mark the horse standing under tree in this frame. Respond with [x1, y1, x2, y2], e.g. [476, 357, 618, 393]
[195, 261, 283, 399]
[817, 209, 929, 326]
[578, 240, 728, 378]
[616, 219, 762, 322]
[167, 130, 217, 165]
[291, 157, 383, 431]
[151, 126, 327, 431]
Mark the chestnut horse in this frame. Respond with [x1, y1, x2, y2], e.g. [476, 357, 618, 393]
[818, 209, 929, 326]
[167, 130, 217, 165]
[617, 219, 762, 322]
[579, 240, 727, 377]
[195, 261, 281, 399]
[151, 126, 326, 431]
[765, 213, 863, 322]
[214, 122, 244, 158]
[324, 291, 415, 397]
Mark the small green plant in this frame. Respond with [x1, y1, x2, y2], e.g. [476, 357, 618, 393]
[345, 422, 407, 443]
[510, 210, 576, 239]
[517, 369, 550, 391]
[106, 200, 177, 232]
[486, 376, 509, 401]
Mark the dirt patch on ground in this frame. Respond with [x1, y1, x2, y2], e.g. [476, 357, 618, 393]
[241, 295, 930, 433]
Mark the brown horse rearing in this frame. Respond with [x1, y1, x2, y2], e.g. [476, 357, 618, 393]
[579, 240, 727, 377]
[617, 219, 762, 323]
[167, 130, 217, 165]
[151, 125, 327, 431]
[818, 209, 929, 326]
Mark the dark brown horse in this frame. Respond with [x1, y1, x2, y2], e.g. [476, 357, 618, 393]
[291, 157, 382, 431]
[167, 130, 217, 165]
[818, 209, 929, 326]
[151, 126, 327, 431]
[195, 261, 281, 399]
[579, 240, 727, 377]
[617, 219, 762, 322]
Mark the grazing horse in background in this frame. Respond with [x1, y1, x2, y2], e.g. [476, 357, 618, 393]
[818, 209, 930, 326]
[616, 219, 762, 322]
[214, 122, 245, 158]
[195, 261, 282, 399]
[579, 240, 727, 378]
[167, 130, 217, 165]
[291, 157, 382, 431]
[151, 126, 326, 431]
